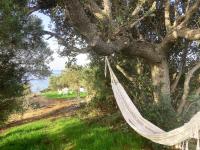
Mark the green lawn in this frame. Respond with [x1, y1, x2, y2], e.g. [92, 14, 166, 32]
[41, 91, 87, 99]
[0, 117, 144, 150]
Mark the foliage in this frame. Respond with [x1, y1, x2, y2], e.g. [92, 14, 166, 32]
[85, 57, 117, 112]
[49, 66, 86, 91]
[0, 117, 144, 150]
[0, 0, 52, 123]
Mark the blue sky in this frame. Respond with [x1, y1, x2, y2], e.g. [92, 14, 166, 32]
[32, 12, 90, 70]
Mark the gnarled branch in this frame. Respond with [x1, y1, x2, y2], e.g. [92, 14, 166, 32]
[61, 46, 91, 55]
[64, 0, 161, 62]
[177, 62, 200, 114]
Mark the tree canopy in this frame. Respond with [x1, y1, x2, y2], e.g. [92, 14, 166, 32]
[49, 66, 85, 90]
[0, 0, 52, 122]
[27, 0, 200, 117]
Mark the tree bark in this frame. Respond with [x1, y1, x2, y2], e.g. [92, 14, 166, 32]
[150, 56, 171, 103]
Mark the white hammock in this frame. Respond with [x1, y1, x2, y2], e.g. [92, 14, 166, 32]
[105, 57, 200, 150]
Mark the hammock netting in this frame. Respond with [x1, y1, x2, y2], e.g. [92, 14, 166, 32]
[105, 57, 200, 150]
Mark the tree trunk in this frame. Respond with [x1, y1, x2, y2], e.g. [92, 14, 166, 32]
[150, 57, 178, 130]
[150, 57, 171, 103]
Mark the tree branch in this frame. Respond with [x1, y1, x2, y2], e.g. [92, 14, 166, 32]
[84, 0, 105, 21]
[173, 0, 178, 26]
[66, 0, 98, 41]
[185, 0, 191, 12]
[130, 0, 156, 28]
[159, 1, 200, 52]
[41, 30, 91, 54]
[27, 6, 40, 16]
[176, 28, 200, 40]
[165, 0, 172, 32]
[64, 0, 161, 62]
[42, 30, 64, 40]
[72, 46, 91, 53]
[171, 46, 188, 93]
[62, 46, 92, 55]
[103, 0, 112, 20]
[131, 0, 155, 17]
[116, 65, 135, 82]
[179, 0, 200, 27]
[195, 87, 200, 96]
[131, 0, 146, 18]
[159, 27, 200, 53]
[122, 40, 161, 62]
[42, 28, 159, 61]
[177, 62, 200, 114]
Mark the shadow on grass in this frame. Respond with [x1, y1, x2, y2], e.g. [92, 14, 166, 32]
[0, 118, 143, 150]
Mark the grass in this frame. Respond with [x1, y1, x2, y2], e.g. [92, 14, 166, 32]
[41, 91, 87, 99]
[0, 117, 144, 150]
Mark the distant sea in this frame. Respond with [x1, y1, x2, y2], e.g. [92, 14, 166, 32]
[30, 70, 62, 93]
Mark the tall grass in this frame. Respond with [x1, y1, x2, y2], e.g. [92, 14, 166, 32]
[0, 117, 144, 150]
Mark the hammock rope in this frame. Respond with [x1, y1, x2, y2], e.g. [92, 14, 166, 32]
[105, 57, 200, 149]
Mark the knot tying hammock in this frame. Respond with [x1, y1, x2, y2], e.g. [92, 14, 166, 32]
[105, 57, 200, 150]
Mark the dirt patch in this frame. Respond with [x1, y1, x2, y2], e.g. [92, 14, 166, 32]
[0, 95, 83, 132]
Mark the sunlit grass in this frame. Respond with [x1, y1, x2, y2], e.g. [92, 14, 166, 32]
[0, 117, 144, 150]
[41, 91, 87, 99]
